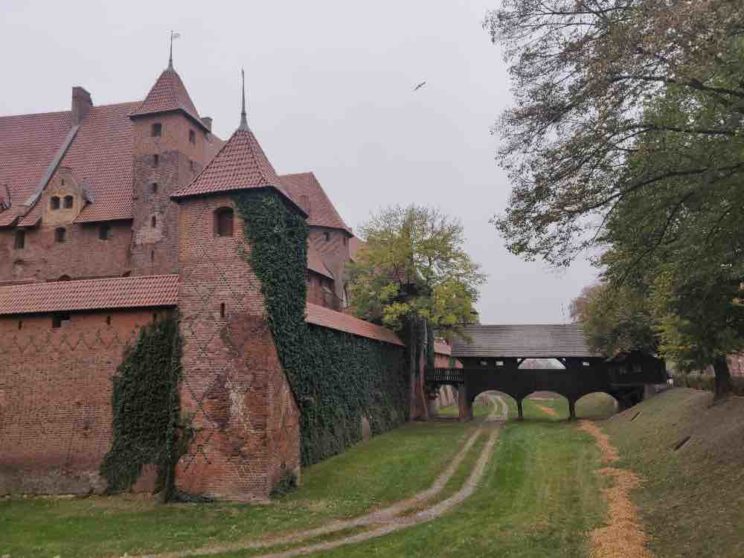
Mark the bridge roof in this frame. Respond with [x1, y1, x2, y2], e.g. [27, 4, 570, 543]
[452, 323, 600, 359]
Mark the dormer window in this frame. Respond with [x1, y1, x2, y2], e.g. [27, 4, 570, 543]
[214, 207, 234, 237]
[189, 129, 196, 144]
[55, 227, 66, 243]
[151, 123, 162, 137]
[50, 196, 61, 210]
[63, 195, 73, 209]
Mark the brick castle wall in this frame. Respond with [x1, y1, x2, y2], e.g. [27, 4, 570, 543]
[0, 309, 163, 495]
[175, 194, 300, 501]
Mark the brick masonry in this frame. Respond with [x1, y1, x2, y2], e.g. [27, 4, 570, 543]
[174, 194, 300, 501]
[0, 309, 164, 495]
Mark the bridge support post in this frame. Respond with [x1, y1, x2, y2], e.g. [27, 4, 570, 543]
[457, 385, 472, 421]
[516, 398, 524, 421]
[568, 398, 576, 421]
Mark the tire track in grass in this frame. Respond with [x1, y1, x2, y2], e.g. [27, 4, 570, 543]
[140, 396, 507, 558]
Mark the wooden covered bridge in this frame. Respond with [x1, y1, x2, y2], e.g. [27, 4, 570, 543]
[426, 324, 667, 420]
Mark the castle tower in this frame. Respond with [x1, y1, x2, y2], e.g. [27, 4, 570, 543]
[128, 59, 214, 275]
[170, 73, 306, 500]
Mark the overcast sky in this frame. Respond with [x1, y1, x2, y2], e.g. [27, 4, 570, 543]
[0, 0, 597, 323]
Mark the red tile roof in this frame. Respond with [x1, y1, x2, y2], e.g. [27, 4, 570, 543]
[307, 243, 334, 279]
[171, 128, 304, 215]
[0, 110, 72, 226]
[280, 172, 350, 232]
[434, 339, 452, 356]
[70, 102, 138, 223]
[129, 68, 206, 130]
[0, 275, 179, 315]
[305, 302, 404, 346]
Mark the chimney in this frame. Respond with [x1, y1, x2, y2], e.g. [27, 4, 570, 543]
[71, 86, 92, 124]
[201, 116, 213, 131]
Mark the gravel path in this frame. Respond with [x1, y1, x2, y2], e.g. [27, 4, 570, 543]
[140, 395, 507, 558]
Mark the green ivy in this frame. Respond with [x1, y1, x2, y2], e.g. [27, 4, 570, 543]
[100, 314, 183, 498]
[235, 190, 409, 465]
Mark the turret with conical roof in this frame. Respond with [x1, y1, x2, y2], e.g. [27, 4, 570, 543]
[129, 54, 219, 275]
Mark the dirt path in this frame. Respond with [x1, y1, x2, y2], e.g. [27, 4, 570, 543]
[142, 396, 507, 558]
[534, 404, 559, 417]
[578, 420, 653, 558]
[255, 396, 505, 558]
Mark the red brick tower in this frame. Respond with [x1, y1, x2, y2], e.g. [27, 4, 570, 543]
[170, 75, 304, 501]
[128, 58, 215, 275]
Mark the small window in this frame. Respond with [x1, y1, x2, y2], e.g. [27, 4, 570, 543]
[99, 223, 111, 240]
[152, 312, 158, 323]
[220, 303, 226, 318]
[150, 250, 155, 263]
[324, 231, 331, 242]
[52, 313, 71, 329]
[189, 129, 196, 144]
[17, 320, 22, 330]
[343, 236, 348, 246]
[214, 207, 234, 237]
[58, 275, 71, 281]
[153, 154, 159, 167]
[151, 123, 162, 137]
[55, 227, 66, 243]
[151, 215, 157, 227]
[151, 183, 158, 194]
[14, 230, 25, 250]
[61, 179, 65, 186]
[63, 195, 73, 209]
[50, 196, 60, 210]
[105, 315, 112, 326]
[480, 360, 488, 366]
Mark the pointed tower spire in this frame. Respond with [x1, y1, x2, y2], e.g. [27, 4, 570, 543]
[239, 68, 249, 131]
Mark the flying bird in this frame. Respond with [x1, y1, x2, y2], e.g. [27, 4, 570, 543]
[413, 81, 427, 92]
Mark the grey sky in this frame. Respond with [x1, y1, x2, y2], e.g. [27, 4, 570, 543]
[0, 0, 597, 323]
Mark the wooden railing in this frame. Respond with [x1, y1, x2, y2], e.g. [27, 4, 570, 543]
[425, 367, 465, 384]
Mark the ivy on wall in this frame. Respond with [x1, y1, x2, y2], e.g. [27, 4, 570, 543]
[234, 190, 409, 465]
[100, 314, 184, 498]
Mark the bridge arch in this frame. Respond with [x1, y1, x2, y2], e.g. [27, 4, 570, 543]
[575, 392, 619, 419]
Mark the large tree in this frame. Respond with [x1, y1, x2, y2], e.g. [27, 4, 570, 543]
[486, 0, 744, 266]
[570, 282, 656, 356]
[348, 205, 484, 334]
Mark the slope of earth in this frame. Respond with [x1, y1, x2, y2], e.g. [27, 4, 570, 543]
[602, 387, 744, 558]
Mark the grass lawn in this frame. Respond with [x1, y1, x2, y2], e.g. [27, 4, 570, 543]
[0, 395, 615, 558]
[321, 414, 605, 557]
[603, 388, 744, 558]
[0, 421, 474, 558]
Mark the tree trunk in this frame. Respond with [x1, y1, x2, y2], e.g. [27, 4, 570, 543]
[713, 356, 733, 399]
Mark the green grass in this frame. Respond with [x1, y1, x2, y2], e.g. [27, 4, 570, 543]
[0, 421, 473, 558]
[321, 420, 605, 557]
[603, 388, 744, 558]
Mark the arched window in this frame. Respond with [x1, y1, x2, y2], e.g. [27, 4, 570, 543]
[50, 196, 60, 210]
[214, 207, 234, 237]
[14, 230, 25, 250]
[54, 227, 66, 243]
[63, 195, 73, 209]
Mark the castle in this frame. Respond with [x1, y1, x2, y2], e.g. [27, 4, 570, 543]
[0, 57, 416, 500]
